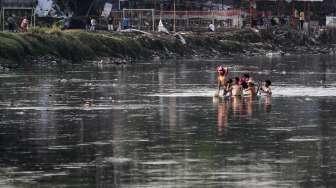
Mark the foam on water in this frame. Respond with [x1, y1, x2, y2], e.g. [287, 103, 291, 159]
[47, 146, 72, 150]
[273, 86, 336, 97]
[104, 157, 132, 164]
[147, 88, 217, 97]
[147, 86, 336, 98]
[140, 160, 180, 165]
[286, 137, 320, 142]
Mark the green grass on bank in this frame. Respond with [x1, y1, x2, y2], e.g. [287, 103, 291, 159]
[0, 29, 92, 65]
[0, 27, 249, 66]
[1, 27, 335, 67]
[0, 28, 167, 66]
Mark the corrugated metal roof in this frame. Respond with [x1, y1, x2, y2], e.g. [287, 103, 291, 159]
[293, 0, 323, 2]
[256, 0, 323, 1]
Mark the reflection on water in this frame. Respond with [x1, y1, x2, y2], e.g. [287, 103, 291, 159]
[214, 96, 272, 136]
[0, 55, 336, 187]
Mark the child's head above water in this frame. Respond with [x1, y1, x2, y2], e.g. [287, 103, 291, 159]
[235, 77, 240, 84]
[265, 80, 271, 87]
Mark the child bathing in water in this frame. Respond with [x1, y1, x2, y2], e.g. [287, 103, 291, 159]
[231, 77, 243, 96]
[240, 73, 253, 90]
[224, 79, 233, 97]
[215, 66, 229, 97]
[244, 82, 257, 96]
[260, 80, 272, 95]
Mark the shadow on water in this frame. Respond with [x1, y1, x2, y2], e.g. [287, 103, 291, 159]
[0, 55, 336, 187]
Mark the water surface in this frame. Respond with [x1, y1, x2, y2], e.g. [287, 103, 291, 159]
[1, 55, 336, 187]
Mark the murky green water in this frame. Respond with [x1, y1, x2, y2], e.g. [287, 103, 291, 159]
[1, 55, 336, 187]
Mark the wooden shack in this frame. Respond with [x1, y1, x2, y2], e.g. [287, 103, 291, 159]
[1, 0, 37, 30]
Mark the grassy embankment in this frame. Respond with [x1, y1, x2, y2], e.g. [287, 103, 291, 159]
[0, 28, 254, 67]
[0, 27, 335, 67]
[0, 28, 188, 67]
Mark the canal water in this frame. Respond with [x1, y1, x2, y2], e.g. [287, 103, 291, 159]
[0, 55, 336, 187]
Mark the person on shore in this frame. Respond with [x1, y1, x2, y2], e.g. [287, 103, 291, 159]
[260, 80, 272, 95]
[299, 11, 305, 30]
[90, 17, 97, 31]
[20, 17, 29, 32]
[271, 16, 279, 26]
[107, 14, 114, 31]
[63, 16, 70, 30]
[116, 22, 122, 31]
[214, 66, 229, 97]
[232, 77, 243, 96]
[85, 17, 91, 31]
[122, 17, 129, 30]
[208, 23, 215, 32]
[7, 15, 16, 32]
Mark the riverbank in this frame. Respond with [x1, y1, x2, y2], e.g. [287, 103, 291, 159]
[0, 27, 335, 68]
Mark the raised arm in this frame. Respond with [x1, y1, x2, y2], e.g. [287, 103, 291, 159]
[217, 77, 221, 91]
[224, 67, 229, 76]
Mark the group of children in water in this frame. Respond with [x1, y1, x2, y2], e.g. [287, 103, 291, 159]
[215, 65, 272, 97]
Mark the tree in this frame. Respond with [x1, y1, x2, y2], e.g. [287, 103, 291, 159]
[54, 0, 99, 16]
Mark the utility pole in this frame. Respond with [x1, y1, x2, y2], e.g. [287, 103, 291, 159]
[173, 0, 176, 32]
[86, 0, 97, 16]
[249, 0, 253, 27]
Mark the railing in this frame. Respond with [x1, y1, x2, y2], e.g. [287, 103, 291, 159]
[1, 0, 37, 8]
[157, 10, 244, 19]
[108, 9, 246, 31]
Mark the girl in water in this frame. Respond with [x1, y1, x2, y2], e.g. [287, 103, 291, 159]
[260, 80, 272, 95]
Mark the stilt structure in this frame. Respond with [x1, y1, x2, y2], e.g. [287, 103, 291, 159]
[291, 0, 323, 30]
[1, 0, 36, 31]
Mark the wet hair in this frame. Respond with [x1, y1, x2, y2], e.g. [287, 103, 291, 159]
[243, 73, 250, 78]
[265, 80, 271, 87]
[241, 81, 248, 89]
[217, 66, 226, 75]
[235, 77, 240, 83]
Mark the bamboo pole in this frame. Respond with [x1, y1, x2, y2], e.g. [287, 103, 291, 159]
[249, 0, 252, 26]
[2, 8, 4, 31]
[152, 9, 155, 32]
[173, 0, 176, 32]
